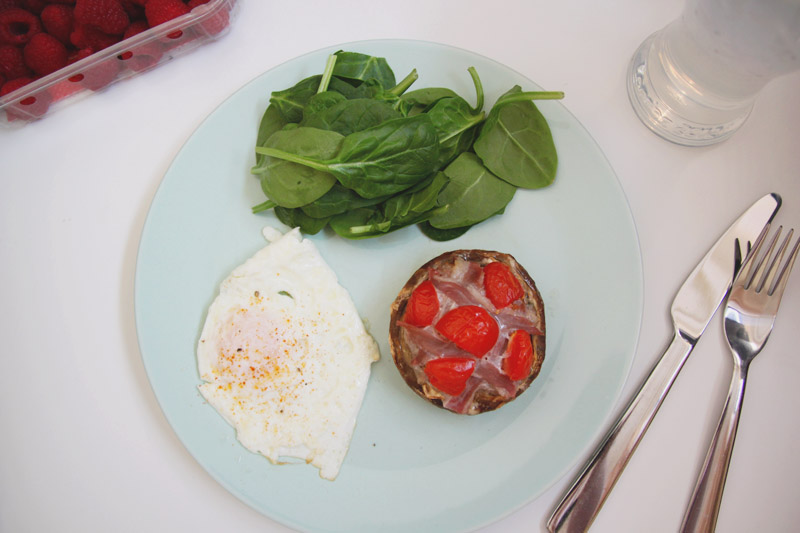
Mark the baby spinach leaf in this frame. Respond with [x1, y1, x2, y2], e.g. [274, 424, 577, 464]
[330, 114, 440, 198]
[400, 87, 459, 115]
[256, 104, 288, 150]
[418, 221, 472, 241]
[301, 98, 401, 136]
[300, 184, 392, 218]
[255, 127, 343, 208]
[255, 104, 288, 167]
[381, 171, 448, 221]
[473, 85, 561, 189]
[273, 206, 331, 234]
[269, 75, 322, 123]
[424, 67, 486, 166]
[257, 114, 440, 199]
[303, 91, 347, 118]
[428, 152, 516, 229]
[332, 51, 396, 89]
[329, 173, 448, 239]
[427, 97, 484, 167]
[328, 208, 383, 239]
[251, 52, 565, 241]
[326, 76, 369, 99]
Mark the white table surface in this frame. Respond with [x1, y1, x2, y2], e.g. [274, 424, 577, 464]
[2, 1, 799, 532]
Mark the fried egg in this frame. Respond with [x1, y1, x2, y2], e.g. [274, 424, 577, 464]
[197, 227, 379, 480]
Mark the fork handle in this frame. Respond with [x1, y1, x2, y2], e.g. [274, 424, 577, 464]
[547, 332, 694, 532]
[681, 362, 749, 533]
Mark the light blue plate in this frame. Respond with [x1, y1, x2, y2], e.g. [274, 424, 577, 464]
[135, 40, 643, 532]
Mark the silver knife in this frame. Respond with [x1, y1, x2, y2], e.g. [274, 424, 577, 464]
[546, 193, 781, 533]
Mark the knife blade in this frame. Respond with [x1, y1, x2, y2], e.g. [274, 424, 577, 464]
[546, 193, 781, 533]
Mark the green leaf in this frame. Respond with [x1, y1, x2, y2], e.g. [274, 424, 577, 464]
[400, 87, 459, 115]
[269, 75, 321, 123]
[418, 221, 472, 241]
[426, 96, 484, 167]
[328, 173, 448, 239]
[473, 85, 559, 189]
[255, 127, 343, 208]
[303, 91, 347, 118]
[301, 98, 401, 136]
[429, 152, 516, 229]
[330, 114, 440, 198]
[274, 206, 331, 234]
[332, 51, 396, 89]
[255, 104, 288, 167]
[300, 184, 393, 218]
[328, 208, 383, 239]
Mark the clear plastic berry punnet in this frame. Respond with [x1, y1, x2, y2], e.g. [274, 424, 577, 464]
[0, 0, 238, 127]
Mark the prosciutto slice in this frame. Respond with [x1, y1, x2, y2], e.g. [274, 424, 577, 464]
[394, 253, 545, 415]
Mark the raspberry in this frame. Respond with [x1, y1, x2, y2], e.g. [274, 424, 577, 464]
[121, 17, 146, 38]
[188, 0, 229, 36]
[145, 0, 189, 28]
[119, 18, 163, 72]
[74, 0, 128, 35]
[0, 1, 25, 13]
[0, 7, 42, 45]
[1, 75, 51, 120]
[80, 56, 118, 90]
[0, 73, 30, 92]
[40, 3, 73, 45]
[67, 45, 91, 63]
[23, 31, 67, 75]
[70, 22, 120, 50]
[21, 0, 46, 14]
[118, 0, 143, 19]
[0, 42, 30, 78]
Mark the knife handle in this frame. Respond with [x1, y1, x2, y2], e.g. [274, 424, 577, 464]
[547, 332, 695, 533]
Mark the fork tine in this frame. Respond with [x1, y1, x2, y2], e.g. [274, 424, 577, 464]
[769, 231, 800, 297]
[762, 228, 794, 293]
[737, 223, 771, 289]
[749, 225, 782, 290]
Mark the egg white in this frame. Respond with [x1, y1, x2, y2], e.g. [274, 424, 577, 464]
[197, 227, 379, 480]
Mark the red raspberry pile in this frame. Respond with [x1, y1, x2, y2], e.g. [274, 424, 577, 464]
[0, 0, 230, 119]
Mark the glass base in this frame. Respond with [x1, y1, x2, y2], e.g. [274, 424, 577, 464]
[626, 33, 753, 147]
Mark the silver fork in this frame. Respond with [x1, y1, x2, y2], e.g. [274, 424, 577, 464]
[681, 224, 800, 533]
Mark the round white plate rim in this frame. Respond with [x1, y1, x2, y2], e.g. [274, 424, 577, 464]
[134, 38, 643, 532]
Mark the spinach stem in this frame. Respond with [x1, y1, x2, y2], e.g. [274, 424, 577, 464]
[255, 146, 331, 173]
[439, 112, 485, 144]
[251, 199, 277, 213]
[347, 204, 449, 236]
[495, 90, 564, 107]
[387, 69, 419, 96]
[317, 54, 338, 94]
[467, 67, 484, 114]
[348, 220, 393, 235]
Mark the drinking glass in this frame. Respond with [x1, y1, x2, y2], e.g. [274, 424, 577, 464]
[627, 0, 800, 146]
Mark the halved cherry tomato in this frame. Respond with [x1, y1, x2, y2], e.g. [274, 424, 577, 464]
[483, 261, 524, 309]
[424, 357, 476, 396]
[435, 305, 499, 357]
[404, 280, 439, 327]
[502, 330, 534, 381]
